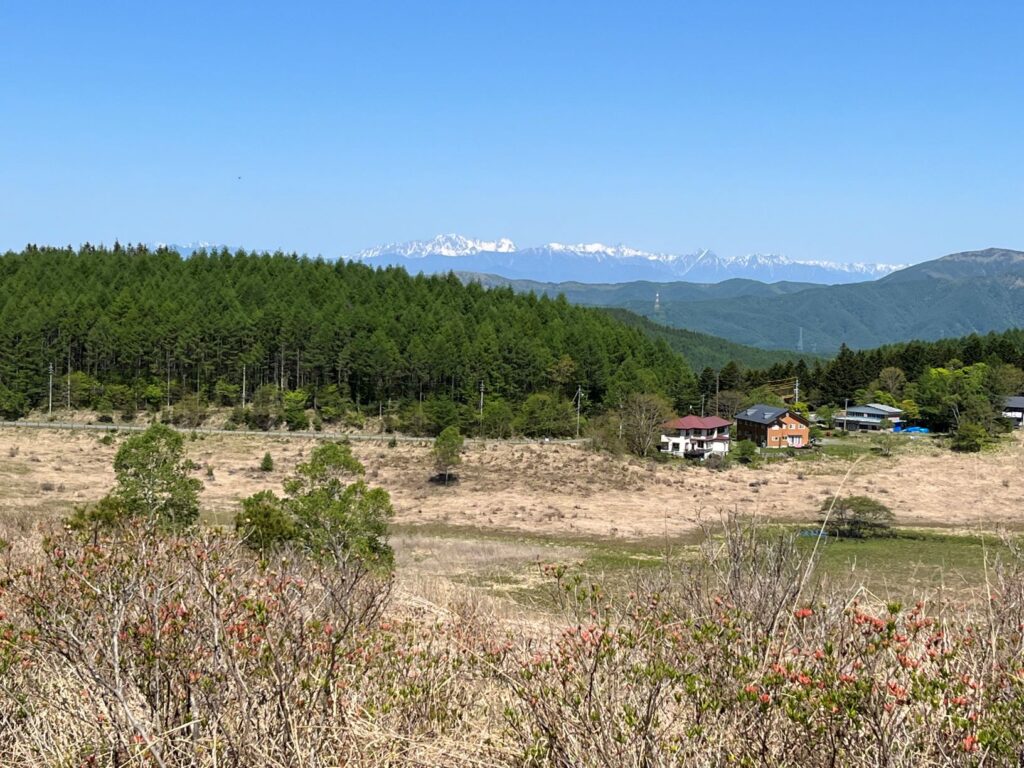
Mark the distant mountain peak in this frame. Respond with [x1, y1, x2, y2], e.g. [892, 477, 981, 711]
[357, 233, 517, 260]
[350, 234, 902, 285]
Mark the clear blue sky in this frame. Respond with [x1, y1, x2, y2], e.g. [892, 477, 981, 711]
[1, 2, 1021, 263]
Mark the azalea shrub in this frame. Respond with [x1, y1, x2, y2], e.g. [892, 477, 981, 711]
[1, 514, 1024, 765]
[0, 522, 485, 766]
[495, 522, 1024, 767]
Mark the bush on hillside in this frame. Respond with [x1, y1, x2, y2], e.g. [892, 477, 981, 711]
[732, 439, 758, 464]
[951, 422, 987, 453]
[819, 495, 893, 538]
[237, 441, 394, 570]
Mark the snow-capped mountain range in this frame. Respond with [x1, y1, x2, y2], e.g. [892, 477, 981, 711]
[150, 241, 233, 257]
[351, 234, 905, 285]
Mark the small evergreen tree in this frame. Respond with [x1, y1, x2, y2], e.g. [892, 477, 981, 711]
[432, 426, 463, 485]
[282, 390, 310, 431]
[260, 452, 275, 472]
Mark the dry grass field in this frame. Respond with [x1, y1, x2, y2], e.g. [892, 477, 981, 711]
[3, 424, 1024, 765]
[1, 424, 1021, 603]
[2, 426, 1021, 539]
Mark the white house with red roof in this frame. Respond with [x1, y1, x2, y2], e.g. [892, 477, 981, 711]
[659, 415, 732, 459]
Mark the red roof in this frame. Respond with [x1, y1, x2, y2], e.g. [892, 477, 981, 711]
[663, 415, 731, 430]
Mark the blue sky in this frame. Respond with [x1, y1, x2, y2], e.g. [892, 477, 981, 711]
[1, 2, 1021, 264]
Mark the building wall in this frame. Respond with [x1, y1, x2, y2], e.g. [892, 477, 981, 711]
[735, 421, 767, 444]
[765, 413, 809, 448]
[660, 429, 731, 457]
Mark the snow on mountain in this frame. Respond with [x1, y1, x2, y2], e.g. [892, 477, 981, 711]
[352, 235, 904, 285]
[149, 241, 232, 256]
[357, 234, 517, 259]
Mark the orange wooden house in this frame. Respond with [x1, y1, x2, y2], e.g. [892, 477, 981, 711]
[734, 404, 810, 448]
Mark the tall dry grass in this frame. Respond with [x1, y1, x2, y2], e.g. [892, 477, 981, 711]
[0, 512, 1023, 766]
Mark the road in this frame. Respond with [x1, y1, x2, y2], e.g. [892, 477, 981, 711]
[0, 420, 586, 447]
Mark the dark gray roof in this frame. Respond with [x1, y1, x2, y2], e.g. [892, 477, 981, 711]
[734, 404, 788, 425]
[1004, 396, 1024, 409]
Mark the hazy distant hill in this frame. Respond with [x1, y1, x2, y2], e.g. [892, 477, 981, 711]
[628, 248, 1024, 352]
[458, 273, 818, 305]
[463, 248, 1024, 354]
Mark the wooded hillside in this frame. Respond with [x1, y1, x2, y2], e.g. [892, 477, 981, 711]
[0, 245, 699, 429]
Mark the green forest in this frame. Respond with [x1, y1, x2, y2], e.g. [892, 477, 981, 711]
[3, 244, 1023, 440]
[711, 330, 1024, 435]
[0, 244, 700, 434]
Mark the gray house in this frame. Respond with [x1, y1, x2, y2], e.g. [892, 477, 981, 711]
[1003, 396, 1024, 428]
[834, 403, 903, 431]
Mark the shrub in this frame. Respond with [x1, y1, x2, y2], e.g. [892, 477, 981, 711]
[7, 523, 401, 765]
[247, 385, 281, 431]
[586, 412, 626, 455]
[819, 495, 894, 538]
[239, 441, 395, 570]
[260, 451, 275, 472]
[235, 488, 295, 549]
[169, 394, 208, 428]
[0, 383, 28, 420]
[951, 422, 987, 453]
[733, 439, 758, 464]
[71, 423, 202, 532]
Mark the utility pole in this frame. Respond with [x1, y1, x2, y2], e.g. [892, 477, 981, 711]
[478, 380, 484, 430]
[242, 364, 246, 407]
[715, 372, 720, 418]
[48, 362, 53, 417]
[700, 393, 705, 418]
[66, 348, 71, 410]
[843, 397, 849, 432]
[574, 385, 583, 438]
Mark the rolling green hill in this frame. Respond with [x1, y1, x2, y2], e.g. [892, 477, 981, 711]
[647, 248, 1024, 352]
[467, 249, 1024, 354]
[459, 272, 817, 305]
[600, 309, 820, 370]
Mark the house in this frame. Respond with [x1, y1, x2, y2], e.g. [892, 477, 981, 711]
[659, 415, 731, 458]
[1003, 396, 1024, 428]
[734, 404, 810, 448]
[834, 403, 903, 431]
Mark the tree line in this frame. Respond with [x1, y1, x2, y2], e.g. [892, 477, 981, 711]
[699, 330, 1024, 439]
[0, 244, 700, 434]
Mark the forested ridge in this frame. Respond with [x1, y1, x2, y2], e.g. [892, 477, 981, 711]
[0, 244, 699, 431]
